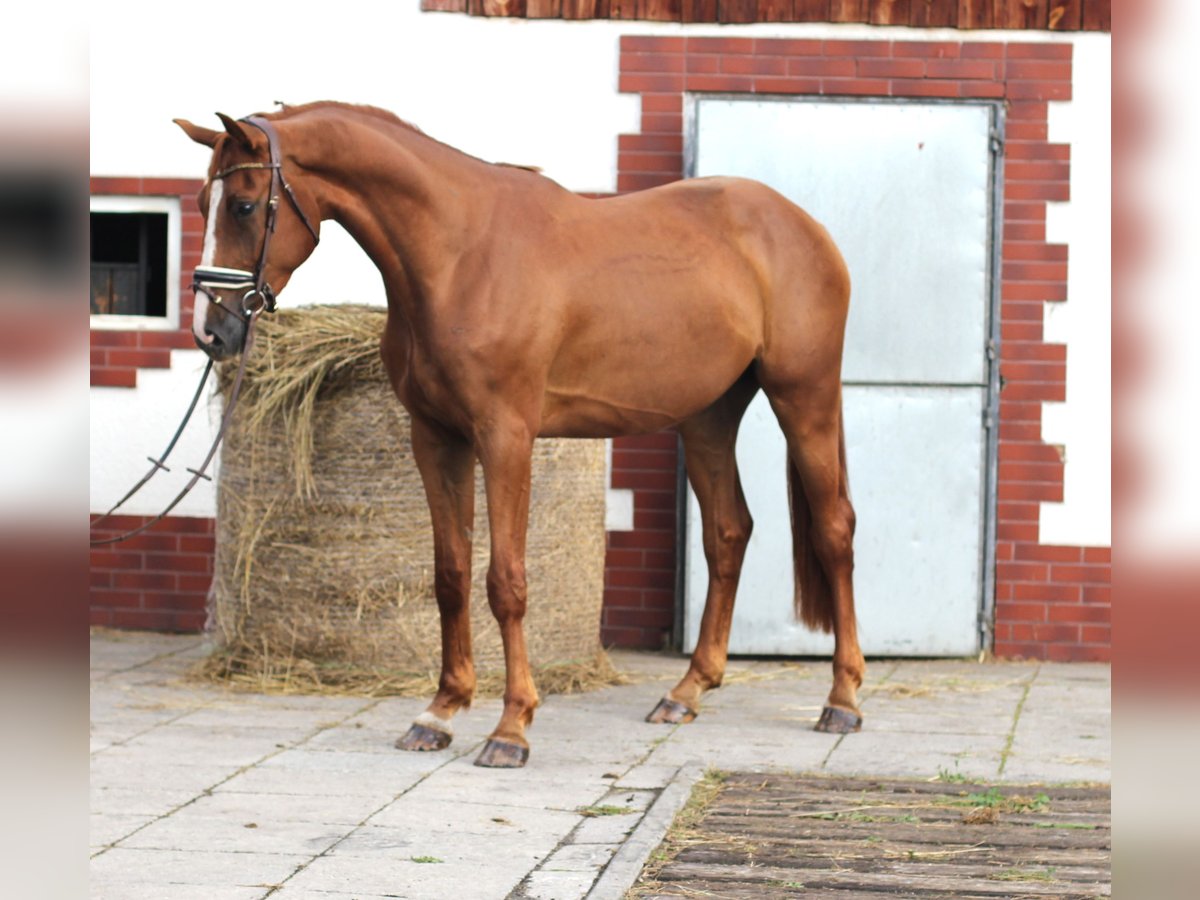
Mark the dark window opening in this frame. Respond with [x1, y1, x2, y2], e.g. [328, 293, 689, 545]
[90, 211, 168, 317]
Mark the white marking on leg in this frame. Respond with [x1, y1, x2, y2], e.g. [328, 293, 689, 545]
[192, 180, 223, 343]
[414, 710, 454, 736]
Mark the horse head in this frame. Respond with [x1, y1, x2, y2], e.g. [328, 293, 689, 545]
[174, 113, 321, 359]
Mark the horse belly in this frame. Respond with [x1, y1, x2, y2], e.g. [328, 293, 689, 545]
[539, 307, 759, 438]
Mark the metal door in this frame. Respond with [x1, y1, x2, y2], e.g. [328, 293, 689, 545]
[683, 98, 999, 656]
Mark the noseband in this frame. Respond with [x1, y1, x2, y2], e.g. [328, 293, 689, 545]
[191, 115, 320, 321]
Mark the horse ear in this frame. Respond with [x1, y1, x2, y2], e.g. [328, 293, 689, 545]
[174, 118, 219, 147]
[216, 112, 255, 150]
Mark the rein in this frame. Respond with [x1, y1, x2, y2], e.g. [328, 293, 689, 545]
[89, 312, 261, 546]
[92, 115, 314, 546]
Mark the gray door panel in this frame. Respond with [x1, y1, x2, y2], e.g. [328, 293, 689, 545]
[684, 97, 996, 657]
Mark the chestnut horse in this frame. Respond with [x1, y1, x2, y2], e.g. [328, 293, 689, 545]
[176, 102, 863, 768]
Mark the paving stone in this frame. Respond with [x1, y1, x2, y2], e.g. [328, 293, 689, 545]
[89, 846, 306, 889]
[571, 810, 641, 844]
[368, 796, 579, 836]
[269, 890, 399, 900]
[120, 809, 350, 856]
[115, 726, 293, 767]
[177, 788, 387, 827]
[285, 844, 542, 898]
[90, 785, 205, 818]
[520, 868, 595, 900]
[88, 754, 242, 793]
[91, 882, 266, 900]
[824, 729, 1008, 780]
[593, 787, 656, 813]
[90, 812, 158, 849]
[614, 763, 680, 790]
[540, 840, 618, 872]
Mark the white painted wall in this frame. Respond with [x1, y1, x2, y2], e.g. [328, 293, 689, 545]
[1042, 34, 1111, 547]
[90, 8, 1110, 549]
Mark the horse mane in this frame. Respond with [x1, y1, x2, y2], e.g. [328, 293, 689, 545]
[270, 101, 426, 136]
[269, 101, 546, 175]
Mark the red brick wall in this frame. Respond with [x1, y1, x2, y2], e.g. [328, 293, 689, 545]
[90, 177, 204, 387]
[89, 515, 213, 632]
[604, 34, 1110, 661]
[601, 432, 680, 648]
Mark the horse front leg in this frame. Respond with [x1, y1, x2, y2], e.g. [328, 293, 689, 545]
[473, 420, 539, 768]
[395, 415, 477, 753]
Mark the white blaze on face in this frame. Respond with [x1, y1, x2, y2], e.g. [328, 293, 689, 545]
[192, 180, 223, 343]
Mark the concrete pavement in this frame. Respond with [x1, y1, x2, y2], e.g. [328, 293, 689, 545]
[90, 629, 1110, 899]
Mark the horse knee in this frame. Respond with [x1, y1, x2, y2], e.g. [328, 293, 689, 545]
[486, 557, 528, 619]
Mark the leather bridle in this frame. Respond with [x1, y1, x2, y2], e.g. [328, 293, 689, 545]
[91, 116, 318, 546]
[191, 115, 320, 322]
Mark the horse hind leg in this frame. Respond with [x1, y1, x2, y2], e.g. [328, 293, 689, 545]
[647, 373, 758, 725]
[770, 384, 864, 734]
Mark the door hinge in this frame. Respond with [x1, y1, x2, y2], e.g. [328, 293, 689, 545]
[989, 129, 1004, 156]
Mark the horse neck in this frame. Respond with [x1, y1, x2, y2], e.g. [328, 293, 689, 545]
[291, 110, 485, 318]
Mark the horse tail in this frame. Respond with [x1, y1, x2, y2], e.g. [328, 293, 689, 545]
[788, 412, 849, 633]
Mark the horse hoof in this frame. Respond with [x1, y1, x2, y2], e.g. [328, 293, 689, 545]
[395, 723, 452, 752]
[814, 705, 862, 734]
[645, 696, 698, 725]
[474, 738, 529, 768]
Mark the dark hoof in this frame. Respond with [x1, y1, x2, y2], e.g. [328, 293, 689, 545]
[474, 738, 529, 768]
[395, 723, 452, 752]
[814, 705, 863, 734]
[645, 696, 697, 725]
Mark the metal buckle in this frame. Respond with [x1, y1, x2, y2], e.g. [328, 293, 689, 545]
[241, 288, 270, 317]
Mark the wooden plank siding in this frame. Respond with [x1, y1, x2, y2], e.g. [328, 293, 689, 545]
[421, 0, 1110, 27]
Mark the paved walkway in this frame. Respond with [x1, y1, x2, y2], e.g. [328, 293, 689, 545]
[90, 630, 1110, 900]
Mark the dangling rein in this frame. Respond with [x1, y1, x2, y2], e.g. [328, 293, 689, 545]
[89, 308, 262, 546]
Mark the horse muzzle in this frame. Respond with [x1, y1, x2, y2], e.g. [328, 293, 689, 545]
[191, 266, 273, 359]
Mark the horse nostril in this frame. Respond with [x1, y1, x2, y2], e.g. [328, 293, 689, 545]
[205, 329, 224, 349]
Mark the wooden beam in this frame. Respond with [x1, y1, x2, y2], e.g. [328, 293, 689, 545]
[1047, 0, 1081, 29]
[910, 0, 957, 27]
[1081, 0, 1109, 30]
[641, 0, 682, 17]
[719, 0, 758, 22]
[793, 0, 831, 21]
[758, 0, 796, 21]
[831, 0, 869, 21]
[871, 0, 912, 25]
[682, 0, 718, 19]
[479, 0, 525, 13]
[525, 0, 563, 16]
[421, 0, 468, 11]
[561, 0, 606, 17]
[998, 0, 1048, 29]
[957, 0, 991, 28]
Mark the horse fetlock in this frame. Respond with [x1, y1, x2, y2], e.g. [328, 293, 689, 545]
[437, 668, 476, 708]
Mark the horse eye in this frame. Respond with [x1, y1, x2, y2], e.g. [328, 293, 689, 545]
[234, 201, 256, 219]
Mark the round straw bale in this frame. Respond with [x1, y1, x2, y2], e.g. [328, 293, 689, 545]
[204, 305, 613, 695]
